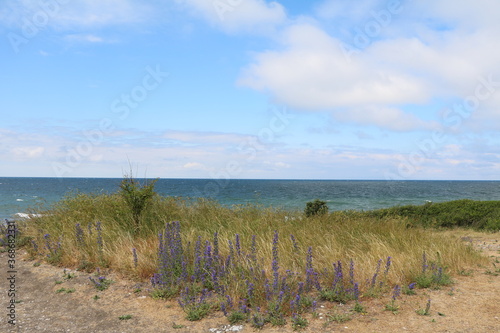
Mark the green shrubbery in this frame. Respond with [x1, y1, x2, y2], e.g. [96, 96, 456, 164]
[119, 174, 158, 234]
[304, 199, 329, 217]
[368, 199, 500, 231]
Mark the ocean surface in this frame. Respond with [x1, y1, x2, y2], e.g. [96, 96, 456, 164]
[1, 177, 500, 221]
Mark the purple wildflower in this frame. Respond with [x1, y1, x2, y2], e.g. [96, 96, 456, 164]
[353, 282, 360, 301]
[371, 259, 382, 288]
[290, 234, 299, 252]
[235, 234, 241, 257]
[272, 230, 279, 292]
[384, 256, 392, 275]
[95, 221, 103, 253]
[250, 235, 257, 264]
[31, 240, 38, 253]
[75, 223, 84, 246]
[392, 284, 401, 301]
[349, 259, 355, 286]
[132, 248, 138, 268]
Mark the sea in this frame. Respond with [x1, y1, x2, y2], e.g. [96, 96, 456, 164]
[1, 177, 500, 221]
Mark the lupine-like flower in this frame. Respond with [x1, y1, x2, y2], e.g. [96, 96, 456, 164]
[96, 221, 103, 254]
[384, 256, 392, 275]
[250, 234, 257, 264]
[425, 299, 431, 314]
[392, 284, 401, 301]
[422, 252, 428, 273]
[75, 223, 84, 246]
[228, 239, 235, 261]
[44, 233, 52, 252]
[31, 240, 39, 253]
[235, 234, 241, 257]
[272, 230, 280, 292]
[371, 259, 382, 287]
[246, 280, 255, 301]
[264, 279, 272, 301]
[290, 234, 299, 252]
[239, 299, 249, 314]
[213, 231, 219, 259]
[408, 282, 417, 290]
[132, 248, 138, 268]
[225, 294, 233, 309]
[349, 259, 355, 287]
[353, 282, 360, 301]
[332, 260, 344, 293]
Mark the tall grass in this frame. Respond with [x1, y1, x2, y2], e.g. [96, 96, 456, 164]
[20, 191, 487, 323]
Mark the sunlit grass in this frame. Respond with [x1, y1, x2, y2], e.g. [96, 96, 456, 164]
[19, 192, 489, 324]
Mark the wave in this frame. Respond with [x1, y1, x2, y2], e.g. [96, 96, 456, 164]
[13, 213, 44, 219]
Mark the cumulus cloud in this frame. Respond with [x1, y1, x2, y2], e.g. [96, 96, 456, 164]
[238, 1, 500, 132]
[238, 23, 434, 130]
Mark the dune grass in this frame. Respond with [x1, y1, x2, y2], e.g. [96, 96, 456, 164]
[16, 188, 489, 325]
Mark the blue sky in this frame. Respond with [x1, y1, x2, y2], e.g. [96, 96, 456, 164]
[1, 0, 499, 180]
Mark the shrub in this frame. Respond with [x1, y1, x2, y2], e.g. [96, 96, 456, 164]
[119, 174, 158, 233]
[304, 199, 329, 217]
[369, 199, 500, 231]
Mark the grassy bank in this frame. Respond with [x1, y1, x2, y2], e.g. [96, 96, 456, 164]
[10, 187, 493, 327]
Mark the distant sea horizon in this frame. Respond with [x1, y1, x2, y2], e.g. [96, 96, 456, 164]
[1, 177, 500, 221]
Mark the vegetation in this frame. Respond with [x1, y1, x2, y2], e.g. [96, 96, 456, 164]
[304, 199, 329, 217]
[10, 175, 495, 328]
[368, 199, 500, 231]
[119, 174, 158, 234]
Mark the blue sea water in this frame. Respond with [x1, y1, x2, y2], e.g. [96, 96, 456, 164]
[1, 177, 500, 221]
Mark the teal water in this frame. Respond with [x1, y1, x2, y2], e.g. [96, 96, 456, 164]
[1, 177, 500, 220]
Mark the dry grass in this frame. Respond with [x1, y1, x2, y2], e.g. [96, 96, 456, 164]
[22, 194, 487, 288]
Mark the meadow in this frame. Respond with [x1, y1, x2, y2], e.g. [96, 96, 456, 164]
[7, 178, 495, 329]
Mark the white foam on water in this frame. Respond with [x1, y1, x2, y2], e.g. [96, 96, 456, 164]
[14, 213, 44, 219]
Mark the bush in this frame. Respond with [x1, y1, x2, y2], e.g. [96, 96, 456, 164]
[304, 199, 329, 217]
[119, 174, 158, 233]
[368, 199, 500, 231]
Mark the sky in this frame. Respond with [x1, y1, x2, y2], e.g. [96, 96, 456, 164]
[1, 0, 499, 180]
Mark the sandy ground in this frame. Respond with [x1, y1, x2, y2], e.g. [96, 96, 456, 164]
[1, 231, 499, 333]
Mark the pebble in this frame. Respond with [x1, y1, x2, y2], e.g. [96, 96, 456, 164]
[209, 325, 244, 333]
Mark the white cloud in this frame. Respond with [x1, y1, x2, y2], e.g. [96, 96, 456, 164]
[163, 130, 251, 146]
[2, 0, 155, 30]
[64, 33, 108, 43]
[12, 146, 45, 159]
[181, 0, 287, 33]
[335, 106, 437, 132]
[239, 0, 500, 132]
[238, 23, 433, 130]
[183, 162, 206, 170]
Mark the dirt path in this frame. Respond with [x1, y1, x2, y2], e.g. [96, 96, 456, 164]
[1, 232, 499, 333]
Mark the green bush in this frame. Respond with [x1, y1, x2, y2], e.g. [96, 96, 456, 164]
[304, 199, 329, 217]
[119, 174, 158, 233]
[368, 199, 500, 231]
